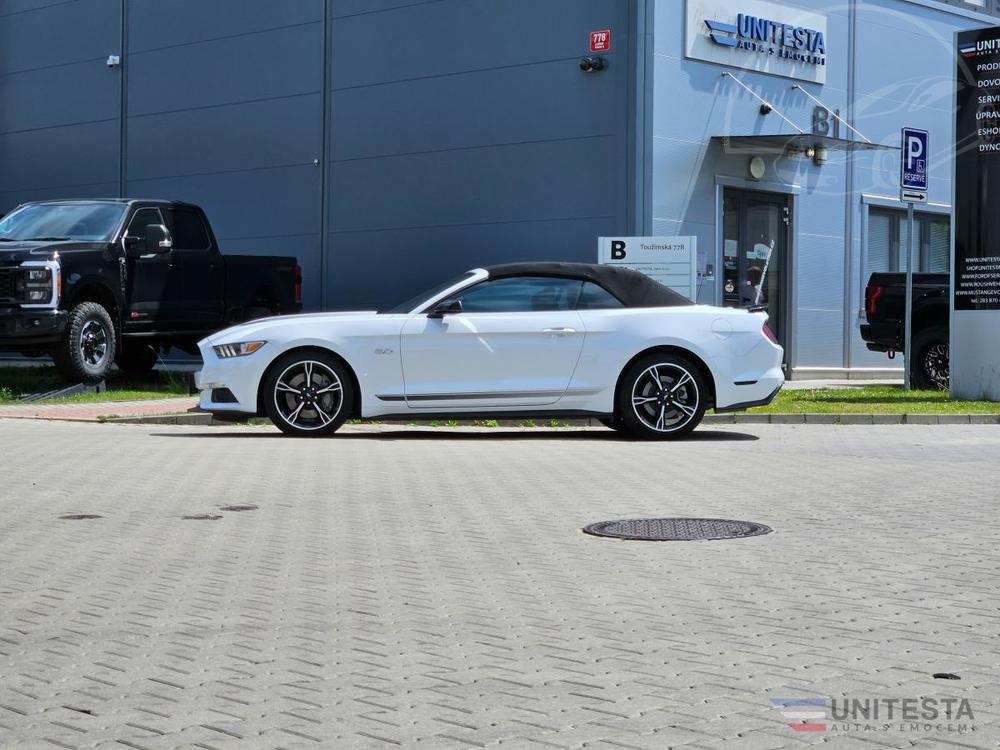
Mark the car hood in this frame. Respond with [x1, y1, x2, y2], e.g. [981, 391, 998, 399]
[200, 310, 384, 347]
[0, 240, 106, 263]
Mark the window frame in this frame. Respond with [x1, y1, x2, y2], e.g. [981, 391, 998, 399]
[865, 205, 951, 275]
[162, 207, 213, 252]
[439, 275, 585, 314]
[123, 207, 166, 242]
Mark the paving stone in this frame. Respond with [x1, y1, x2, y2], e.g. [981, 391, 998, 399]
[0, 420, 998, 747]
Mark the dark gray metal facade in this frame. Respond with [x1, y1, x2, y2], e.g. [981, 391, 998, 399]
[0, 0, 637, 309]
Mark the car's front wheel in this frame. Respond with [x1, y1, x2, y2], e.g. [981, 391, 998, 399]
[53, 302, 116, 384]
[617, 353, 706, 440]
[263, 351, 354, 437]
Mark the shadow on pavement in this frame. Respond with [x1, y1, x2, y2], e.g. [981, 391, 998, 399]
[152, 429, 760, 442]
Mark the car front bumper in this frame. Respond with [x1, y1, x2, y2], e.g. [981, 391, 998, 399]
[194, 344, 268, 417]
[0, 307, 68, 349]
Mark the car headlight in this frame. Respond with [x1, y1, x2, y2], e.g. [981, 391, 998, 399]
[16, 264, 58, 305]
[213, 341, 267, 359]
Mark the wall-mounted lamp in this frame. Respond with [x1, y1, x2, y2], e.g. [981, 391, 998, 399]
[579, 56, 606, 72]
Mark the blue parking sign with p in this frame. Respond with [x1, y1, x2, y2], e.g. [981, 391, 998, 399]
[900, 128, 928, 203]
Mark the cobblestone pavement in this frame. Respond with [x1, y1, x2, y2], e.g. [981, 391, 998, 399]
[1, 420, 998, 749]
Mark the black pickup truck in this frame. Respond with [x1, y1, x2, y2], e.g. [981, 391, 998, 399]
[0, 199, 301, 382]
[861, 272, 949, 389]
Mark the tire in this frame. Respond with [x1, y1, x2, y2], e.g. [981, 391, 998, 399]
[52, 302, 116, 384]
[911, 325, 949, 390]
[617, 353, 707, 440]
[263, 350, 354, 437]
[116, 343, 159, 378]
[599, 417, 626, 432]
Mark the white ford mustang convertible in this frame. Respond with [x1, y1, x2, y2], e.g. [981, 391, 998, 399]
[195, 262, 784, 439]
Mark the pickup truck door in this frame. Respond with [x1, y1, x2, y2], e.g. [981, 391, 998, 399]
[160, 207, 224, 328]
[125, 207, 179, 327]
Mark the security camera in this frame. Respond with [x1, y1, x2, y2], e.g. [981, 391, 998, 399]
[579, 56, 606, 72]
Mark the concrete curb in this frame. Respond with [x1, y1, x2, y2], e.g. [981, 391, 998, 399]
[95, 412, 1000, 427]
[703, 413, 1000, 425]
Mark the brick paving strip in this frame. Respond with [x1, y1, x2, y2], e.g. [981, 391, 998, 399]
[0, 396, 198, 422]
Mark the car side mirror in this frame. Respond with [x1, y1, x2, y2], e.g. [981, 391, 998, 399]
[144, 224, 173, 255]
[428, 299, 462, 319]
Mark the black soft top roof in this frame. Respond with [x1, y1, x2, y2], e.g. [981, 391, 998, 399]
[485, 262, 693, 309]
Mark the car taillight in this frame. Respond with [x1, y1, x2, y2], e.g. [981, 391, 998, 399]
[293, 264, 302, 303]
[865, 285, 884, 315]
[762, 322, 779, 345]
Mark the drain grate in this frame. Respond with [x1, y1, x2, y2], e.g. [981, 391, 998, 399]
[59, 514, 103, 520]
[583, 517, 772, 541]
[219, 505, 258, 512]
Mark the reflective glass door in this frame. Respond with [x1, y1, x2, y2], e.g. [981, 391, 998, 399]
[722, 189, 790, 357]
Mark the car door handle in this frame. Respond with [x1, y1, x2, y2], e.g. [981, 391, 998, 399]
[543, 327, 577, 336]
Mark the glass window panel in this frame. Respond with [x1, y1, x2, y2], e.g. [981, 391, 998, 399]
[868, 210, 892, 273]
[928, 218, 950, 273]
[577, 282, 624, 310]
[455, 277, 583, 313]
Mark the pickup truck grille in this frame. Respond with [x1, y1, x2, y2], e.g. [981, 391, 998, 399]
[0, 268, 16, 302]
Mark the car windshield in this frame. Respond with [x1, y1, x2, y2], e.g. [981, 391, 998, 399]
[0, 203, 126, 243]
[379, 271, 476, 314]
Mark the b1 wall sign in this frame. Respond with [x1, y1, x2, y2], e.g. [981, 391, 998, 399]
[590, 29, 611, 53]
[900, 128, 928, 203]
[685, 0, 827, 84]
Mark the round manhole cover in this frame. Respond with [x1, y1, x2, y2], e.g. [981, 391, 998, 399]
[59, 514, 103, 520]
[583, 518, 772, 541]
[219, 505, 258, 512]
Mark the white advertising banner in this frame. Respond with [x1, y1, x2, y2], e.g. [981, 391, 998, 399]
[598, 237, 698, 302]
[685, 0, 828, 84]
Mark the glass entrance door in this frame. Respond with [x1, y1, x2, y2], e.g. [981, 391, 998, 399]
[722, 189, 790, 355]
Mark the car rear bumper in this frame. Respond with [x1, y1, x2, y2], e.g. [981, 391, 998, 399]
[860, 322, 900, 353]
[715, 380, 783, 412]
[0, 307, 67, 349]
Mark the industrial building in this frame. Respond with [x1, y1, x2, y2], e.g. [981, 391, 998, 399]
[1, 0, 997, 377]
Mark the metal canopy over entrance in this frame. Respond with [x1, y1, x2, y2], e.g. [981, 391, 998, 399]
[715, 134, 898, 155]
[715, 73, 900, 155]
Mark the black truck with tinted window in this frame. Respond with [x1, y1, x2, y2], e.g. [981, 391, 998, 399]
[0, 200, 301, 382]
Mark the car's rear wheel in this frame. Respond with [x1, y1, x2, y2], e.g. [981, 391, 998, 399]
[617, 353, 706, 440]
[911, 325, 949, 390]
[263, 351, 353, 437]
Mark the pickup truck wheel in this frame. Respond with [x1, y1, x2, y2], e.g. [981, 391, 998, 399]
[911, 326, 949, 390]
[116, 343, 159, 378]
[263, 351, 353, 437]
[52, 302, 116, 384]
[617, 354, 706, 440]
